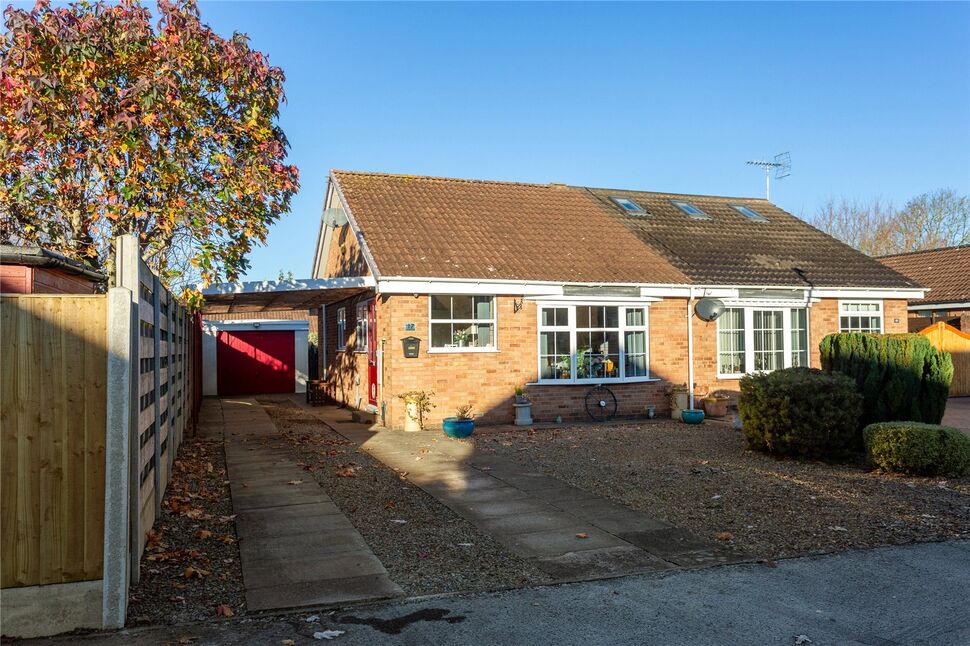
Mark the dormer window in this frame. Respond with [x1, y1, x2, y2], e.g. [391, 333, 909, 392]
[730, 204, 768, 222]
[610, 197, 645, 214]
[671, 200, 711, 220]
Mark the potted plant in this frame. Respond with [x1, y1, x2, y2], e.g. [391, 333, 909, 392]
[681, 408, 706, 424]
[513, 386, 533, 426]
[443, 404, 475, 438]
[398, 390, 434, 432]
[453, 329, 469, 347]
[666, 383, 690, 420]
[702, 391, 731, 418]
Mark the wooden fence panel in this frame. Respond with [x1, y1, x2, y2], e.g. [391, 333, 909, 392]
[0, 295, 107, 588]
[920, 321, 970, 397]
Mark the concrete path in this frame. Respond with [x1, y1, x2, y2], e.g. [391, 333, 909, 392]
[943, 397, 970, 437]
[40, 540, 970, 645]
[300, 402, 745, 582]
[218, 398, 402, 611]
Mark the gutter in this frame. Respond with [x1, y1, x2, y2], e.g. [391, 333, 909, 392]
[687, 286, 695, 410]
[0, 246, 105, 282]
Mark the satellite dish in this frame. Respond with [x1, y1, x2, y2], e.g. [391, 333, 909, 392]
[695, 298, 725, 322]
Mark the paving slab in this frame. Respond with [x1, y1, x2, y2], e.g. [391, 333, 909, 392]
[246, 574, 403, 612]
[298, 399, 738, 582]
[243, 549, 387, 587]
[497, 525, 627, 558]
[217, 398, 403, 611]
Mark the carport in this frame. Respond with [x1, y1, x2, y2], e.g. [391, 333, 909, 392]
[200, 276, 374, 396]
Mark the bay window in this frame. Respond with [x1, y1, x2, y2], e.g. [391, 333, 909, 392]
[430, 295, 496, 350]
[537, 304, 651, 383]
[839, 301, 883, 333]
[717, 307, 809, 377]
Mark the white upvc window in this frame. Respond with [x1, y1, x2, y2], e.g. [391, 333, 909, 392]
[839, 300, 883, 333]
[537, 304, 652, 384]
[429, 295, 497, 352]
[336, 307, 347, 350]
[354, 301, 368, 353]
[717, 306, 809, 378]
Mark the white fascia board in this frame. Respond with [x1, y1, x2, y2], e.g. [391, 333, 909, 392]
[202, 319, 310, 332]
[812, 288, 925, 299]
[201, 275, 375, 295]
[908, 301, 970, 311]
[373, 275, 925, 300]
[529, 295, 662, 305]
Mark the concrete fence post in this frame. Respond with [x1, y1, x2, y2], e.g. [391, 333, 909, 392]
[114, 234, 142, 585]
[103, 287, 133, 629]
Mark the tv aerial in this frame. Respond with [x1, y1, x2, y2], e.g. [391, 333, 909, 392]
[746, 152, 791, 200]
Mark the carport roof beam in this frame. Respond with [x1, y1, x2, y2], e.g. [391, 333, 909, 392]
[200, 276, 375, 314]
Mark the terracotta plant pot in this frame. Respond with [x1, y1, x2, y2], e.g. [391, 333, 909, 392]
[703, 396, 730, 418]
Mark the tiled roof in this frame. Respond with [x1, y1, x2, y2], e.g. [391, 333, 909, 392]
[878, 245, 970, 305]
[331, 171, 688, 285]
[330, 170, 919, 289]
[584, 188, 919, 289]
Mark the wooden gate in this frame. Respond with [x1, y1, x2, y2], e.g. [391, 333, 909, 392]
[920, 321, 970, 397]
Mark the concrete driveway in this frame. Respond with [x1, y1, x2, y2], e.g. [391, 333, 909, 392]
[36, 540, 970, 645]
[943, 397, 970, 436]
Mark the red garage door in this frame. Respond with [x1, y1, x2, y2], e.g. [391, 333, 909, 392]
[217, 330, 295, 396]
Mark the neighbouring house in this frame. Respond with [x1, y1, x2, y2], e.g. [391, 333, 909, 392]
[298, 170, 923, 429]
[878, 245, 970, 332]
[0, 245, 104, 294]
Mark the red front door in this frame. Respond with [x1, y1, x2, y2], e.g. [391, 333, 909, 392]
[367, 300, 378, 407]
[217, 330, 295, 396]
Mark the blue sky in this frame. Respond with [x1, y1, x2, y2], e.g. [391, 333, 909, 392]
[111, 2, 970, 279]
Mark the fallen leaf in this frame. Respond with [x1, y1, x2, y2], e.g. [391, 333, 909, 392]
[794, 636, 812, 645]
[716, 531, 734, 541]
[287, 479, 304, 485]
[195, 529, 212, 540]
[390, 519, 407, 524]
[216, 603, 234, 617]
[335, 466, 359, 477]
[282, 640, 296, 646]
[178, 637, 198, 645]
[184, 566, 210, 579]
[305, 614, 320, 622]
[575, 533, 589, 539]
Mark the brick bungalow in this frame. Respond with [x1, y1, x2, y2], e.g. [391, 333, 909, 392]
[308, 170, 923, 429]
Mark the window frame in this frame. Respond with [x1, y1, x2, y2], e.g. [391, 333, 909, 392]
[336, 307, 347, 351]
[354, 301, 368, 353]
[671, 200, 711, 220]
[536, 303, 655, 385]
[716, 306, 810, 379]
[427, 295, 499, 353]
[838, 300, 884, 333]
[729, 204, 769, 222]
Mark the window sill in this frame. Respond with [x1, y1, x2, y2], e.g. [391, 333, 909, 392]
[427, 347, 499, 354]
[528, 377, 661, 386]
[717, 373, 746, 380]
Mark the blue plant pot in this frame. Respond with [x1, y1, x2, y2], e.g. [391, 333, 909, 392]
[681, 409, 706, 424]
[443, 417, 475, 438]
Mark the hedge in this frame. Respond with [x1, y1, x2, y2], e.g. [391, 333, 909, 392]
[739, 367, 862, 458]
[820, 333, 953, 427]
[863, 422, 970, 477]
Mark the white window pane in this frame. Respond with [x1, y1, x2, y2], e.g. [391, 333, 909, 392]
[471, 323, 493, 347]
[431, 323, 452, 347]
[625, 330, 645, 354]
[452, 296, 473, 320]
[626, 308, 645, 327]
[474, 296, 493, 320]
[717, 307, 745, 374]
[431, 295, 450, 319]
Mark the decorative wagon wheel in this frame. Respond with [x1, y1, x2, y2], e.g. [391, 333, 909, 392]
[585, 385, 617, 422]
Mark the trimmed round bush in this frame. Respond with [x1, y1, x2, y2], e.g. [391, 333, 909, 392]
[738, 367, 862, 458]
[863, 422, 970, 477]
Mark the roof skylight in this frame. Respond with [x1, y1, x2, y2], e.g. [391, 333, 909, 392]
[671, 200, 710, 220]
[610, 197, 645, 214]
[730, 204, 768, 222]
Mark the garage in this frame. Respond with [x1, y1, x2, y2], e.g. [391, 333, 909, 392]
[201, 319, 310, 396]
[217, 329, 295, 396]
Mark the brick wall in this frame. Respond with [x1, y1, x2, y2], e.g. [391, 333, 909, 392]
[324, 225, 370, 278]
[320, 292, 373, 409]
[324, 294, 914, 428]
